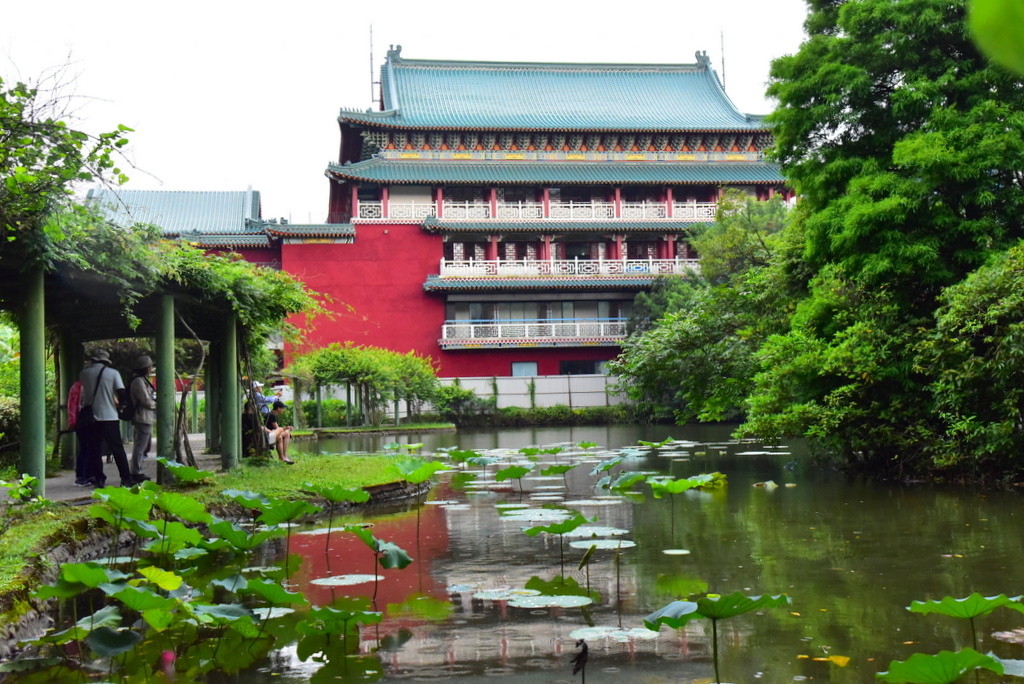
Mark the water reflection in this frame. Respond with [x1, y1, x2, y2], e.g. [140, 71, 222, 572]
[262, 426, 1024, 682]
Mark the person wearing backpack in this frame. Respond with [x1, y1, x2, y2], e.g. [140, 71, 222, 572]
[129, 355, 157, 483]
[79, 349, 133, 487]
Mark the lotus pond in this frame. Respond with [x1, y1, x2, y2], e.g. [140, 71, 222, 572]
[9, 424, 1024, 683]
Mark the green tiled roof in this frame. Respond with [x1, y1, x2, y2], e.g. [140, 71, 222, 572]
[88, 188, 262, 235]
[424, 276, 655, 292]
[344, 48, 766, 132]
[422, 218, 712, 234]
[328, 159, 782, 185]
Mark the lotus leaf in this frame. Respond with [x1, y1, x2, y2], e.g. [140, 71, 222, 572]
[157, 457, 215, 482]
[153, 490, 212, 523]
[908, 593, 1024, 619]
[84, 626, 142, 657]
[876, 648, 1004, 683]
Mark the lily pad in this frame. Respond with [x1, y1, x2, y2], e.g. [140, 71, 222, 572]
[569, 625, 659, 642]
[507, 595, 593, 608]
[569, 539, 635, 550]
[562, 525, 629, 538]
[562, 499, 623, 507]
[251, 606, 295, 620]
[472, 588, 542, 601]
[310, 574, 380, 586]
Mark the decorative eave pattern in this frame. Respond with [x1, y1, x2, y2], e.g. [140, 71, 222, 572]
[422, 218, 712, 234]
[264, 223, 356, 238]
[424, 276, 655, 292]
[178, 233, 273, 249]
[345, 49, 766, 132]
[327, 159, 783, 185]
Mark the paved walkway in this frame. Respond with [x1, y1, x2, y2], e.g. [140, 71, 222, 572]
[2, 434, 220, 505]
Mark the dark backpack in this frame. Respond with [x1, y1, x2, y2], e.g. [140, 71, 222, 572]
[117, 387, 134, 421]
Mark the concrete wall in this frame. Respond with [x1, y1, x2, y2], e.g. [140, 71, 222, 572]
[441, 374, 624, 409]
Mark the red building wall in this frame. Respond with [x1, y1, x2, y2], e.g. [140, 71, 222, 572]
[281, 223, 622, 378]
[438, 347, 616, 377]
[283, 223, 445, 362]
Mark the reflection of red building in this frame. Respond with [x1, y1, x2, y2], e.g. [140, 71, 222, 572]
[290, 504, 451, 615]
[92, 48, 787, 379]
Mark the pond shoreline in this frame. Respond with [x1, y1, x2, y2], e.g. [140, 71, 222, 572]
[0, 478, 430, 661]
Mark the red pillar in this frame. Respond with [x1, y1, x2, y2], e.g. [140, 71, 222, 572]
[489, 187, 498, 218]
[350, 184, 359, 220]
[665, 186, 674, 218]
[381, 186, 389, 219]
[614, 235, 624, 260]
[614, 186, 622, 218]
[487, 236, 499, 261]
[435, 186, 444, 218]
[542, 187, 550, 218]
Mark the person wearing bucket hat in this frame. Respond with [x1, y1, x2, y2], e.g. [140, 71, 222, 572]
[128, 355, 157, 482]
[78, 348, 133, 487]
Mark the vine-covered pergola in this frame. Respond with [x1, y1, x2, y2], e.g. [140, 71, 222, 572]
[1, 252, 251, 497]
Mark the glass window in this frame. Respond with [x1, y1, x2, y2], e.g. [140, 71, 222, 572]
[560, 360, 598, 375]
[511, 362, 538, 377]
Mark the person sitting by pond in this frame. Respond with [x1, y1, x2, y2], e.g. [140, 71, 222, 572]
[241, 401, 269, 459]
[265, 400, 294, 464]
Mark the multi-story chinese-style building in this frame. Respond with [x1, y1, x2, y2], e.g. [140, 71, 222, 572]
[93, 46, 788, 382]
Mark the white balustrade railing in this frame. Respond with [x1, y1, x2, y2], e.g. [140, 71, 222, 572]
[443, 201, 491, 219]
[440, 318, 628, 345]
[496, 201, 545, 219]
[672, 202, 718, 220]
[621, 202, 668, 219]
[549, 201, 616, 219]
[439, 257, 700, 277]
[357, 199, 718, 221]
[357, 201, 437, 220]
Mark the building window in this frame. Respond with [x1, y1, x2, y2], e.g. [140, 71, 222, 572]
[511, 362, 538, 377]
[560, 360, 599, 375]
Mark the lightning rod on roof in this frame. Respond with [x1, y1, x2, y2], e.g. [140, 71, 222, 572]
[720, 29, 726, 89]
[370, 25, 378, 106]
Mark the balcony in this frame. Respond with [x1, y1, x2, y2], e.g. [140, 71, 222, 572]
[439, 257, 700, 278]
[356, 200, 717, 222]
[440, 318, 627, 349]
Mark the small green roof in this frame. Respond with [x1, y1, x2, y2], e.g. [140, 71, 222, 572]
[328, 159, 782, 185]
[88, 188, 262, 235]
[343, 47, 766, 132]
[422, 218, 711, 234]
[424, 276, 656, 292]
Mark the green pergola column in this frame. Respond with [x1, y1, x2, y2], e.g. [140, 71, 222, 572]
[206, 344, 220, 452]
[57, 329, 80, 470]
[219, 315, 239, 470]
[18, 268, 46, 496]
[156, 295, 176, 466]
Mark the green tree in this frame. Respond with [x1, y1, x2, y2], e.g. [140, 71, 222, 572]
[0, 73, 130, 244]
[746, 0, 1024, 477]
[612, 193, 792, 423]
[919, 242, 1024, 479]
[690, 189, 789, 285]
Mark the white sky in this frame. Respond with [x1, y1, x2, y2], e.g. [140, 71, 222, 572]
[2, 0, 808, 224]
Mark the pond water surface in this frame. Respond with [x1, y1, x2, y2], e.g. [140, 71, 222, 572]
[221, 424, 1024, 683]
